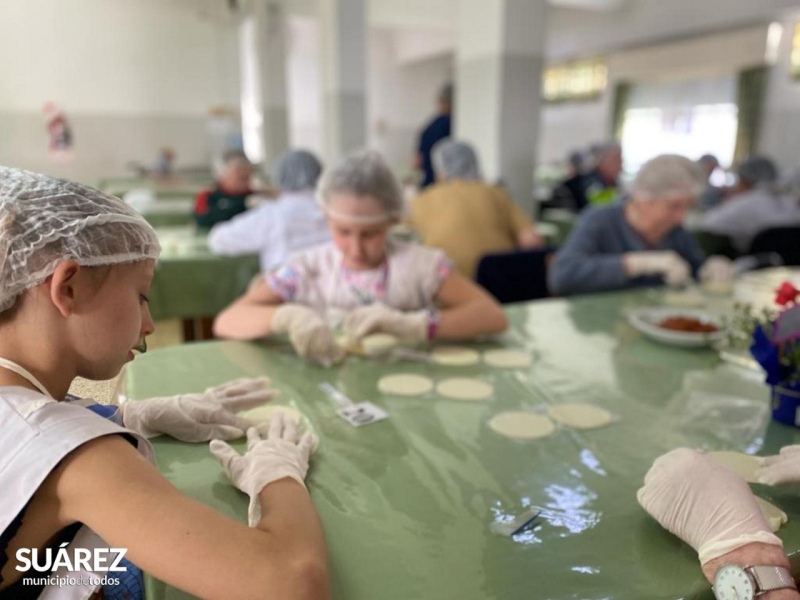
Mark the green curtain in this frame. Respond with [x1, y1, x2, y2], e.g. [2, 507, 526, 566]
[609, 81, 631, 141]
[734, 66, 769, 163]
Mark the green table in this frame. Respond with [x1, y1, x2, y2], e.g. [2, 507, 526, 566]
[150, 228, 259, 324]
[540, 208, 578, 245]
[125, 290, 800, 599]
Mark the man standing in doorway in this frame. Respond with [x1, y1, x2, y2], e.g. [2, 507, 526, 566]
[414, 83, 453, 189]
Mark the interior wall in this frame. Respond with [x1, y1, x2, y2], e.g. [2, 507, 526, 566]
[0, 0, 239, 183]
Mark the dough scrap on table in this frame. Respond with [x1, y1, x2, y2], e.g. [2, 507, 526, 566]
[707, 451, 763, 483]
[239, 404, 317, 447]
[338, 333, 399, 357]
[482, 349, 532, 368]
[755, 497, 788, 532]
[431, 346, 481, 366]
[378, 373, 434, 396]
[488, 411, 555, 440]
[547, 403, 613, 429]
[436, 377, 493, 401]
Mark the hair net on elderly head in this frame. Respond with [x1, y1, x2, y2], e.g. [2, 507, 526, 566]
[432, 139, 482, 181]
[317, 150, 404, 224]
[272, 149, 323, 192]
[738, 156, 778, 186]
[631, 154, 706, 201]
[0, 167, 161, 313]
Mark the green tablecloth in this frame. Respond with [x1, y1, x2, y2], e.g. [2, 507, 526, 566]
[125, 290, 800, 599]
[149, 228, 259, 321]
[540, 209, 578, 244]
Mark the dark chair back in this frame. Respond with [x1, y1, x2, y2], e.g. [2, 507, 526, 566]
[475, 247, 556, 304]
[749, 227, 800, 266]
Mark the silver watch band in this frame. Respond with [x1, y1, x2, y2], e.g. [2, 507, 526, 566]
[748, 565, 797, 593]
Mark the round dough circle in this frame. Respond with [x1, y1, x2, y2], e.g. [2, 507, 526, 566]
[239, 404, 306, 425]
[488, 411, 555, 440]
[431, 346, 481, 366]
[755, 497, 788, 532]
[708, 451, 763, 483]
[547, 403, 612, 430]
[483, 349, 532, 368]
[361, 333, 399, 355]
[378, 374, 434, 396]
[702, 279, 734, 296]
[437, 377, 493, 401]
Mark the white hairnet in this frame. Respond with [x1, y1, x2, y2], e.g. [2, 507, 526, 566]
[317, 150, 403, 223]
[738, 156, 778, 186]
[0, 167, 161, 313]
[272, 149, 323, 192]
[631, 154, 706, 201]
[432, 140, 482, 181]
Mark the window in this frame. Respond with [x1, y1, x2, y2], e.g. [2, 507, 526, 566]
[791, 23, 800, 79]
[543, 60, 608, 103]
[620, 75, 738, 175]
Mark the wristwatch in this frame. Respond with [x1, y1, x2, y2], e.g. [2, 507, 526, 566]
[713, 564, 797, 599]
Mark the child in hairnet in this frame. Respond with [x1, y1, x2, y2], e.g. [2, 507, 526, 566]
[0, 168, 328, 599]
[213, 150, 509, 367]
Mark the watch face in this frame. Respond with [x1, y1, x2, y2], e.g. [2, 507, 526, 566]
[713, 564, 755, 600]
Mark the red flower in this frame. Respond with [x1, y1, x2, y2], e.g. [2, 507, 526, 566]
[775, 281, 800, 306]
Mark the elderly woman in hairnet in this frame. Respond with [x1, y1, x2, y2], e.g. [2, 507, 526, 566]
[549, 154, 735, 296]
[701, 156, 800, 254]
[214, 150, 508, 366]
[208, 149, 330, 272]
[408, 140, 544, 278]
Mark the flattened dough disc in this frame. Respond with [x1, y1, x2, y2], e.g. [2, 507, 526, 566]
[755, 497, 788, 532]
[708, 451, 763, 483]
[431, 346, 480, 366]
[488, 411, 555, 440]
[437, 377, 493, 401]
[547, 403, 613, 430]
[240, 404, 305, 425]
[378, 374, 434, 396]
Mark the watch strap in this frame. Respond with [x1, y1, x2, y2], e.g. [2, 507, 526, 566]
[748, 565, 797, 593]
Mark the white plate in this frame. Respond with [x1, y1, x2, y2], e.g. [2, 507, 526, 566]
[627, 307, 723, 348]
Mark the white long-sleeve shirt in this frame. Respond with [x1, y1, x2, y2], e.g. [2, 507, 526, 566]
[702, 187, 800, 253]
[207, 189, 331, 272]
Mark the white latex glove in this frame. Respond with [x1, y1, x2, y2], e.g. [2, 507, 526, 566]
[270, 303, 345, 367]
[343, 303, 428, 344]
[637, 448, 782, 565]
[122, 377, 275, 442]
[699, 255, 736, 283]
[757, 445, 800, 486]
[210, 413, 315, 526]
[625, 251, 692, 287]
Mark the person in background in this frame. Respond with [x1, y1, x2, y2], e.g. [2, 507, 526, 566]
[0, 168, 329, 600]
[152, 147, 176, 179]
[549, 154, 734, 295]
[193, 149, 254, 228]
[414, 83, 453, 189]
[214, 150, 508, 367]
[408, 139, 544, 278]
[701, 156, 800, 254]
[639, 448, 799, 599]
[208, 149, 330, 273]
[549, 142, 623, 212]
[696, 153, 724, 210]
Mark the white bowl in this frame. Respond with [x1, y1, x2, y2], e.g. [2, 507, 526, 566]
[627, 307, 723, 348]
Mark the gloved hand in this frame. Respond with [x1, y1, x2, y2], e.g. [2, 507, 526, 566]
[699, 255, 736, 283]
[270, 303, 345, 367]
[210, 413, 316, 526]
[343, 303, 428, 344]
[637, 448, 782, 565]
[757, 445, 800, 485]
[625, 251, 692, 287]
[122, 377, 275, 442]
